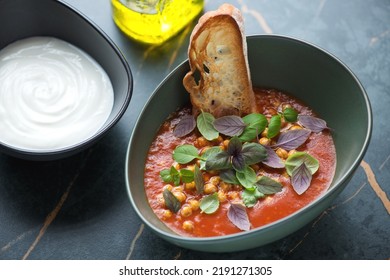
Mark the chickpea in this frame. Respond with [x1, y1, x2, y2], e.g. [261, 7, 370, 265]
[204, 183, 218, 194]
[217, 190, 227, 202]
[276, 148, 288, 159]
[215, 135, 224, 144]
[172, 186, 184, 192]
[180, 205, 193, 217]
[186, 165, 195, 172]
[290, 125, 302, 130]
[259, 137, 271, 146]
[228, 191, 239, 200]
[223, 139, 230, 149]
[172, 191, 186, 203]
[188, 199, 199, 211]
[267, 108, 277, 116]
[195, 136, 210, 148]
[172, 162, 181, 170]
[182, 220, 194, 232]
[203, 173, 212, 182]
[184, 181, 196, 190]
[261, 128, 268, 138]
[209, 176, 221, 186]
[288, 149, 297, 157]
[220, 181, 232, 192]
[162, 209, 172, 220]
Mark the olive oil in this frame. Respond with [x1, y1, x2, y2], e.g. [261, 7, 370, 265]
[111, 0, 204, 45]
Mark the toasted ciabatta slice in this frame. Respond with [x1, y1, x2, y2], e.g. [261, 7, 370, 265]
[183, 3, 256, 117]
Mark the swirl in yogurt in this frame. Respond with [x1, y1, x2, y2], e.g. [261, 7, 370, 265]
[0, 37, 114, 151]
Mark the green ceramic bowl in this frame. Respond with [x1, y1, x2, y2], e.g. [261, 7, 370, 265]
[125, 35, 372, 252]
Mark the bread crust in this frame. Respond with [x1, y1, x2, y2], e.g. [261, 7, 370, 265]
[183, 4, 256, 117]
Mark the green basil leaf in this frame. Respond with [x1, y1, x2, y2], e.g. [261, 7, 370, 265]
[285, 151, 319, 176]
[194, 165, 204, 194]
[267, 114, 282, 139]
[205, 150, 231, 170]
[197, 112, 219, 140]
[239, 113, 267, 142]
[242, 188, 265, 207]
[220, 169, 240, 185]
[163, 189, 181, 213]
[291, 162, 312, 195]
[160, 168, 173, 183]
[200, 193, 219, 214]
[227, 203, 250, 231]
[255, 176, 283, 194]
[283, 107, 298, 122]
[236, 166, 257, 189]
[160, 166, 180, 185]
[180, 169, 194, 183]
[173, 144, 199, 164]
[241, 142, 268, 165]
[199, 146, 222, 170]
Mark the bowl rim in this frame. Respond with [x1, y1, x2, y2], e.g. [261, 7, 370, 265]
[0, 0, 133, 160]
[125, 34, 372, 244]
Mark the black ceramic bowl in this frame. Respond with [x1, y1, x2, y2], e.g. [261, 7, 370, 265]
[0, 0, 132, 160]
[125, 35, 372, 252]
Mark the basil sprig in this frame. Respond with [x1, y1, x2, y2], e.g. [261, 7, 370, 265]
[165, 107, 329, 231]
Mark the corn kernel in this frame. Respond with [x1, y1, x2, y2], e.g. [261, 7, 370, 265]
[172, 162, 181, 170]
[163, 184, 173, 191]
[223, 139, 230, 149]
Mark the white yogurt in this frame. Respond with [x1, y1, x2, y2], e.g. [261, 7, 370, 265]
[0, 37, 114, 151]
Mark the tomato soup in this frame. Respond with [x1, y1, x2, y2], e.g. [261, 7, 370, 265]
[144, 88, 336, 237]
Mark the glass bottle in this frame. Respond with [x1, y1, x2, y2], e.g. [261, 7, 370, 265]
[111, 0, 204, 45]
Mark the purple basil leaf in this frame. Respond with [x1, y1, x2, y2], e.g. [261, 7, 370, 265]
[291, 162, 312, 195]
[298, 115, 329, 133]
[261, 145, 285, 168]
[213, 115, 246, 136]
[227, 136, 242, 156]
[232, 153, 246, 172]
[274, 129, 311, 150]
[173, 115, 196, 137]
[227, 203, 251, 231]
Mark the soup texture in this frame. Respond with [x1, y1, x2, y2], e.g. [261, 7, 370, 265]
[144, 88, 336, 237]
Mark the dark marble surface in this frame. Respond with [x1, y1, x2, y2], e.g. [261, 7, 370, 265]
[0, 0, 389, 260]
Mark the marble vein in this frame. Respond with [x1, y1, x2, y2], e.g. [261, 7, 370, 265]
[21, 150, 92, 260]
[126, 223, 144, 260]
[237, 0, 273, 34]
[360, 160, 390, 214]
[286, 181, 367, 256]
